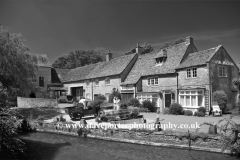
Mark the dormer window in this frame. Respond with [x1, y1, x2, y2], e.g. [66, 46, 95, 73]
[155, 49, 167, 65]
[156, 57, 167, 65]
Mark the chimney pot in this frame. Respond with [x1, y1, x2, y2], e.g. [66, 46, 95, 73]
[106, 51, 113, 61]
[135, 43, 142, 54]
[186, 36, 193, 44]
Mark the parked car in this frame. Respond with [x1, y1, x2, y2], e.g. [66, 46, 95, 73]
[66, 99, 97, 120]
[212, 104, 222, 116]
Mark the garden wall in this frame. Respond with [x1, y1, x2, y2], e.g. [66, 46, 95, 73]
[17, 97, 57, 108]
[29, 121, 224, 153]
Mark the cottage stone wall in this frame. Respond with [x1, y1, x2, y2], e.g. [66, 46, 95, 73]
[33, 66, 52, 98]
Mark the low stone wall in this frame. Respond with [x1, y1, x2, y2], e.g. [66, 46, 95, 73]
[29, 121, 227, 154]
[17, 97, 57, 108]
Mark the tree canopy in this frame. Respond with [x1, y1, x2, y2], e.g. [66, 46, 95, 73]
[52, 48, 107, 69]
[0, 25, 46, 101]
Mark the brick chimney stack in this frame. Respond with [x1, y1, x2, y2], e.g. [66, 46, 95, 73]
[106, 50, 113, 61]
[186, 36, 193, 44]
[135, 43, 143, 54]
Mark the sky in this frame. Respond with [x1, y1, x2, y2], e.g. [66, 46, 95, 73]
[0, 0, 240, 65]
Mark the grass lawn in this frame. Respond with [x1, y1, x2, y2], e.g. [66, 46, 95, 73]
[141, 113, 240, 133]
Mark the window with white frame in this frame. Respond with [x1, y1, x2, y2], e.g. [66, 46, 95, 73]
[218, 66, 227, 77]
[186, 68, 197, 78]
[147, 77, 158, 86]
[136, 94, 158, 104]
[95, 79, 99, 86]
[179, 90, 204, 107]
[105, 77, 110, 85]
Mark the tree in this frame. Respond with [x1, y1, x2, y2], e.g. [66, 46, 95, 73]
[125, 43, 154, 55]
[212, 90, 227, 111]
[0, 25, 47, 105]
[52, 48, 107, 69]
[232, 78, 240, 114]
[0, 108, 25, 158]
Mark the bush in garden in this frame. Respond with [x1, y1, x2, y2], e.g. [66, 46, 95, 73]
[163, 108, 170, 115]
[95, 94, 106, 101]
[169, 103, 183, 115]
[184, 110, 193, 116]
[213, 90, 227, 111]
[58, 96, 67, 103]
[127, 98, 141, 107]
[142, 100, 156, 112]
[138, 107, 149, 112]
[120, 102, 128, 109]
[198, 107, 206, 114]
[194, 111, 205, 117]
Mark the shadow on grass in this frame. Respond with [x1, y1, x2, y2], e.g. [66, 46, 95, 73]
[0, 134, 71, 160]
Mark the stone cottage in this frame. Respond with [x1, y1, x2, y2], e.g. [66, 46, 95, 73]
[121, 37, 239, 114]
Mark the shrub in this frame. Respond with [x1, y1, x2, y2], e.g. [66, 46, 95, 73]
[198, 107, 206, 114]
[138, 107, 149, 112]
[169, 103, 183, 115]
[91, 99, 104, 108]
[95, 94, 106, 101]
[58, 96, 67, 103]
[213, 90, 227, 111]
[127, 98, 141, 107]
[120, 102, 128, 109]
[142, 100, 156, 112]
[163, 108, 170, 115]
[194, 111, 205, 117]
[184, 110, 193, 116]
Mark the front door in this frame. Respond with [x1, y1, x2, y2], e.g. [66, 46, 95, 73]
[165, 94, 171, 108]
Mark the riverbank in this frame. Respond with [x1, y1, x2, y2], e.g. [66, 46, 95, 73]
[31, 121, 231, 155]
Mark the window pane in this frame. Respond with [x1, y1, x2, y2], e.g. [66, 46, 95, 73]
[186, 96, 190, 106]
[197, 90, 202, 94]
[186, 91, 190, 94]
[180, 91, 184, 94]
[191, 96, 196, 106]
[151, 78, 154, 85]
[219, 67, 223, 76]
[198, 95, 203, 106]
[155, 77, 158, 84]
[180, 96, 184, 106]
[187, 69, 191, 78]
[152, 94, 158, 97]
[223, 67, 226, 76]
[191, 91, 196, 94]
[192, 68, 197, 77]
[148, 79, 150, 85]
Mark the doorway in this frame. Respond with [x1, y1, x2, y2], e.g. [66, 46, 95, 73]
[165, 93, 171, 108]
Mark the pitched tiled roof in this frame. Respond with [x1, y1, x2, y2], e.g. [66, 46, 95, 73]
[122, 41, 191, 85]
[177, 46, 221, 69]
[62, 53, 136, 82]
[55, 68, 71, 82]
